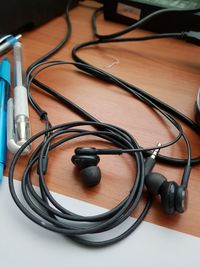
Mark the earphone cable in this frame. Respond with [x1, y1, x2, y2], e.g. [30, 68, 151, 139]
[7, 0, 199, 247]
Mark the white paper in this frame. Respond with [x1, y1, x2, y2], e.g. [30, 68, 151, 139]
[0, 177, 199, 267]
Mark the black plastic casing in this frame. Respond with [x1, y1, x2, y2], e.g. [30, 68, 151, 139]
[0, 0, 79, 35]
[103, 0, 200, 34]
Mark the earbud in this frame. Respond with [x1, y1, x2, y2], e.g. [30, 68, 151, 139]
[71, 147, 101, 187]
[175, 185, 188, 213]
[159, 180, 178, 215]
[145, 172, 187, 215]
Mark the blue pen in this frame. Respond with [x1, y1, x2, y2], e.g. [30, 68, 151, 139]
[0, 58, 10, 182]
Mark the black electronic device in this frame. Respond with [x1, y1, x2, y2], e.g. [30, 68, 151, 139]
[0, 0, 78, 35]
[103, 0, 200, 34]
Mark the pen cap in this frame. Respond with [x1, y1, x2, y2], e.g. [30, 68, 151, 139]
[14, 42, 25, 87]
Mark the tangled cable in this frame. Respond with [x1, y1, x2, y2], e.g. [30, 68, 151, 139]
[9, 118, 152, 247]
[8, 58, 191, 246]
[8, 0, 200, 247]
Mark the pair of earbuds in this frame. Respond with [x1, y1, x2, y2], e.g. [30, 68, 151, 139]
[71, 146, 188, 215]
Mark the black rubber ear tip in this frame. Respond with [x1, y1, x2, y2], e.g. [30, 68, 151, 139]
[159, 181, 178, 215]
[145, 172, 166, 195]
[175, 186, 188, 213]
[80, 166, 101, 187]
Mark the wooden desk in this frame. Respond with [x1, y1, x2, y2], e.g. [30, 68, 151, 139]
[3, 3, 200, 238]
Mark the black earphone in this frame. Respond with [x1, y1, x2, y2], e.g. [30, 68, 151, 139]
[145, 173, 188, 214]
[71, 145, 189, 215]
[71, 147, 101, 187]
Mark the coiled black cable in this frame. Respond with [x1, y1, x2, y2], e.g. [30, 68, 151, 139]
[9, 119, 152, 247]
[8, 0, 199, 247]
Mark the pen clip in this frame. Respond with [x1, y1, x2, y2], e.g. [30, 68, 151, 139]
[0, 34, 22, 56]
[0, 35, 12, 44]
[7, 98, 31, 155]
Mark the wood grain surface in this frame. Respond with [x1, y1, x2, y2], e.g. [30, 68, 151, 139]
[2, 2, 200, 237]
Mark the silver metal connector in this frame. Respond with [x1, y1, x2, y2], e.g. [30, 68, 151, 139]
[150, 143, 162, 160]
[15, 115, 31, 146]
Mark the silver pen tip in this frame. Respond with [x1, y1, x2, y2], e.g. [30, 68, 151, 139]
[16, 34, 22, 40]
